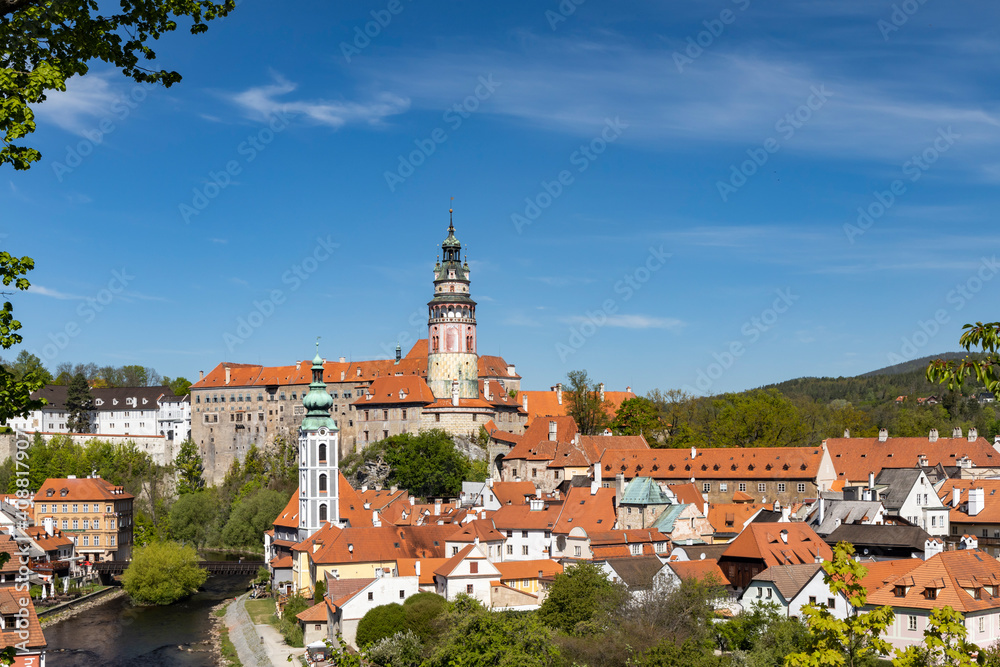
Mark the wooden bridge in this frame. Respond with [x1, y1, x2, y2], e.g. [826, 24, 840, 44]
[94, 560, 265, 576]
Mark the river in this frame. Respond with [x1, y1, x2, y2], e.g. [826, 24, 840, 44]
[45, 573, 253, 667]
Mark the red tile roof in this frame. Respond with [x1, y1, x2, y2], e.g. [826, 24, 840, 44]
[552, 487, 617, 534]
[33, 477, 133, 502]
[296, 600, 329, 623]
[447, 519, 506, 543]
[272, 490, 299, 529]
[491, 481, 538, 506]
[670, 483, 707, 514]
[270, 555, 293, 569]
[294, 524, 454, 564]
[433, 544, 479, 577]
[867, 550, 1000, 612]
[707, 503, 770, 534]
[396, 558, 448, 585]
[825, 436, 998, 484]
[857, 558, 922, 593]
[478, 356, 521, 380]
[669, 559, 730, 587]
[491, 503, 559, 531]
[352, 376, 436, 406]
[496, 560, 563, 581]
[323, 577, 375, 612]
[600, 447, 825, 480]
[722, 523, 831, 567]
[0, 587, 44, 650]
[520, 389, 635, 427]
[938, 479, 1000, 525]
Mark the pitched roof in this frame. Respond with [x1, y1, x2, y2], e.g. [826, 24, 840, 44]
[671, 483, 707, 514]
[447, 519, 506, 543]
[273, 489, 299, 529]
[359, 488, 409, 512]
[600, 447, 826, 480]
[495, 560, 563, 581]
[396, 558, 448, 585]
[0, 587, 44, 649]
[296, 600, 330, 623]
[824, 524, 931, 550]
[858, 558, 923, 593]
[352, 376, 436, 406]
[722, 523, 832, 567]
[620, 477, 672, 505]
[31, 384, 171, 412]
[707, 502, 770, 535]
[520, 388, 635, 427]
[294, 524, 454, 564]
[491, 503, 558, 531]
[824, 436, 998, 484]
[33, 477, 133, 502]
[669, 559, 731, 587]
[939, 479, 1000, 525]
[873, 468, 925, 511]
[806, 500, 883, 535]
[750, 563, 823, 600]
[867, 550, 1000, 612]
[552, 487, 616, 534]
[490, 481, 538, 506]
[323, 577, 376, 611]
[477, 381, 526, 412]
[650, 504, 689, 534]
[604, 555, 666, 589]
[505, 417, 580, 461]
[478, 356, 521, 380]
[433, 544, 478, 577]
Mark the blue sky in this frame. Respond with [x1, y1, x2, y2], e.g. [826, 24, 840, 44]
[5, 0, 1000, 396]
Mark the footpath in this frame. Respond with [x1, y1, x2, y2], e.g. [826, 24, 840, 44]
[226, 593, 302, 667]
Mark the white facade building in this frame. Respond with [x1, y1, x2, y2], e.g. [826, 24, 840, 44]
[298, 349, 341, 540]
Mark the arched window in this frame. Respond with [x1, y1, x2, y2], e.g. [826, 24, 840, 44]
[319, 504, 328, 521]
[319, 474, 328, 492]
[319, 443, 327, 463]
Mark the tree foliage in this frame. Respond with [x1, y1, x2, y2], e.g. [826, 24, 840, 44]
[0, 252, 45, 423]
[168, 488, 219, 548]
[785, 542, 894, 667]
[927, 322, 1000, 395]
[65, 372, 91, 432]
[174, 439, 204, 494]
[538, 560, 620, 635]
[163, 375, 192, 395]
[349, 429, 479, 498]
[893, 606, 977, 667]
[565, 370, 611, 435]
[357, 603, 408, 648]
[220, 487, 289, 550]
[1, 0, 236, 170]
[612, 396, 668, 440]
[122, 541, 206, 605]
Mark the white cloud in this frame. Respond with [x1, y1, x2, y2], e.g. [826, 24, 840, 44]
[33, 72, 121, 136]
[29, 285, 82, 300]
[564, 314, 685, 330]
[227, 73, 410, 128]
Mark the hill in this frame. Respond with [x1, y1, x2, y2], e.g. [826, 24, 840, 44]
[859, 352, 971, 377]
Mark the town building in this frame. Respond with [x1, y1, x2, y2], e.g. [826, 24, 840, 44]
[0, 586, 46, 666]
[822, 524, 932, 560]
[31, 476, 134, 561]
[741, 563, 847, 620]
[191, 217, 525, 484]
[717, 522, 832, 590]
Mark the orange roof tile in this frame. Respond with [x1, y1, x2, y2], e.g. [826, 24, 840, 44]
[491, 503, 558, 531]
[722, 523, 831, 567]
[707, 503, 770, 534]
[478, 356, 521, 380]
[433, 544, 478, 577]
[506, 417, 580, 461]
[867, 550, 1000, 612]
[520, 389, 635, 427]
[33, 477, 133, 502]
[496, 560, 563, 581]
[939, 480, 1000, 525]
[270, 555, 293, 569]
[297, 524, 454, 564]
[600, 447, 825, 480]
[825, 436, 997, 484]
[670, 483, 707, 514]
[352, 376, 436, 406]
[857, 558, 923, 593]
[396, 558, 449, 585]
[296, 600, 329, 623]
[669, 559, 730, 586]
[273, 489, 299, 529]
[0, 587, 44, 649]
[359, 488, 409, 511]
[552, 487, 616, 534]
[447, 519, 506, 543]
[491, 481, 538, 506]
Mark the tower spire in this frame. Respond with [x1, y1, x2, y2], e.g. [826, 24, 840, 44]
[448, 196, 454, 235]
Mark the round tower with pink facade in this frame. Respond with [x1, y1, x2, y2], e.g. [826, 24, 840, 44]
[426, 211, 480, 400]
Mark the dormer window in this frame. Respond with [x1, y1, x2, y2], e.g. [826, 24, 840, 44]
[46, 489, 54, 497]
[893, 586, 907, 597]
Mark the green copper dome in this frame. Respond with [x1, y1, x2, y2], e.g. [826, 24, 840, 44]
[301, 346, 337, 432]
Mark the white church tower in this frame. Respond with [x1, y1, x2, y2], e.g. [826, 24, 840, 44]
[298, 343, 340, 540]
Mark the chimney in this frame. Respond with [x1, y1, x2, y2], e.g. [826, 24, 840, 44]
[953, 487, 962, 508]
[878, 428, 888, 442]
[961, 534, 979, 550]
[372, 510, 381, 527]
[415, 561, 420, 576]
[690, 446, 697, 460]
[295, 361, 301, 371]
[868, 471, 875, 491]
[928, 428, 939, 442]
[224, 366, 231, 385]
[615, 473, 625, 506]
[474, 535, 480, 546]
[952, 426, 962, 439]
[843, 428, 850, 438]
[43, 517, 53, 537]
[395, 344, 401, 364]
[969, 488, 985, 516]
[599, 383, 605, 402]
[339, 356, 346, 363]
[340, 370, 346, 381]
[529, 498, 543, 511]
[781, 506, 790, 522]
[484, 379, 491, 401]
[507, 364, 515, 377]
[968, 428, 978, 442]
[451, 379, 460, 407]
[591, 462, 602, 496]
[434, 499, 442, 516]
[924, 538, 944, 560]
[818, 496, 825, 526]
[198, 370, 204, 381]
[556, 383, 563, 405]
[626, 386, 631, 393]
[409, 496, 415, 506]
[522, 394, 528, 411]
[548, 421, 557, 442]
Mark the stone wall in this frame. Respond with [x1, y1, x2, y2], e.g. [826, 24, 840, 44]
[0, 432, 177, 467]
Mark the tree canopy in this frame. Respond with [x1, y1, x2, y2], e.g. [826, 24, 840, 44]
[0, 252, 45, 423]
[65, 372, 91, 432]
[220, 487, 289, 550]
[122, 541, 206, 605]
[565, 369, 611, 435]
[612, 396, 668, 440]
[538, 560, 620, 635]
[1, 0, 236, 170]
[928, 322, 1000, 395]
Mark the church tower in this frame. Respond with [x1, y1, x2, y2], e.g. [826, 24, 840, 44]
[298, 344, 340, 540]
[426, 210, 479, 400]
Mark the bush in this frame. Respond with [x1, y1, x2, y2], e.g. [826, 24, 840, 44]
[276, 594, 309, 647]
[122, 541, 207, 605]
[357, 603, 408, 648]
[402, 592, 448, 643]
[365, 630, 423, 667]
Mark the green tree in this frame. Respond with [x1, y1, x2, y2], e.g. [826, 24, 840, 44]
[5, 350, 51, 384]
[1, 0, 236, 171]
[365, 630, 423, 667]
[122, 541, 207, 605]
[711, 388, 809, 448]
[357, 430, 475, 498]
[402, 591, 448, 644]
[565, 370, 611, 435]
[356, 603, 408, 648]
[164, 376, 192, 395]
[313, 577, 325, 603]
[220, 487, 288, 550]
[0, 252, 45, 423]
[276, 593, 309, 646]
[612, 396, 668, 439]
[928, 322, 1000, 394]
[893, 606, 977, 667]
[632, 638, 728, 667]
[65, 372, 91, 433]
[168, 489, 219, 547]
[424, 595, 559, 667]
[174, 439, 204, 495]
[538, 561, 618, 634]
[785, 542, 894, 667]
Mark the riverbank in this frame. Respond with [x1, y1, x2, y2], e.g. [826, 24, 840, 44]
[39, 587, 127, 627]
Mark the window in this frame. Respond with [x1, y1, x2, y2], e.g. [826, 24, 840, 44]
[110, 536, 115, 546]
[808, 596, 816, 605]
[72, 504, 78, 513]
[39, 504, 45, 513]
[532, 468, 537, 478]
[720, 483, 728, 492]
[466, 584, 474, 594]
[368, 592, 374, 601]
[383, 410, 388, 420]
[739, 483, 746, 492]
[777, 483, 786, 492]
[827, 598, 835, 609]
[72, 520, 78, 529]
[93, 535, 99, 546]
[908, 616, 917, 631]
[319, 443, 327, 462]
[627, 507, 632, 514]
[82, 520, 89, 530]
[703, 483, 711, 493]
[521, 530, 528, 538]
[319, 474, 327, 493]
[931, 516, 936, 527]
[61, 520, 67, 529]
[507, 545, 513, 555]
[630, 544, 641, 555]
[319, 504, 327, 522]
[766, 588, 772, 599]
[399, 590, 405, 600]
[106, 504, 112, 513]
[522, 545, 529, 555]
[758, 483, 766, 492]
[452, 547, 459, 556]
[574, 546, 582, 557]
[82, 536, 89, 546]
[435, 414, 440, 422]
[401, 409, 407, 420]
[756, 588, 762, 598]
[981, 617, 986, 633]
[797, 483, 806, 493]
[554, 470, 560, 480]
[81, 504, 88, 512]
[894, 586, 906, 598]
[110, 519, 115, 529]
[470, 562, 478, 574]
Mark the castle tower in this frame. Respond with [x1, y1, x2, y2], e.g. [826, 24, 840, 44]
[298, 344, 340, 539]
[426, 211, 479, 400]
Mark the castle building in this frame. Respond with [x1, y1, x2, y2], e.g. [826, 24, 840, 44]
[190, 214, 526, 485]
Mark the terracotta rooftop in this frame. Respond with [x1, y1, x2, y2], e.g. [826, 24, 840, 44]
[939, 479, 1000, 525]
[520, 388, 635, 427]
[867, 550, 1000, 612]
[0, 587, 45, 649]
[722, 523, 832, 567]
[495, 559, 563, 581]
[296, 600, 329, 623]
[491, 481, 538, 507]
[352, 376, 436, 406]
[669, 559, 731, 587]
[599, 447, 826, 480]
[824, 435, 997, 484]
[552, 487, 617, 535]
[33, 477, 133, 503]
